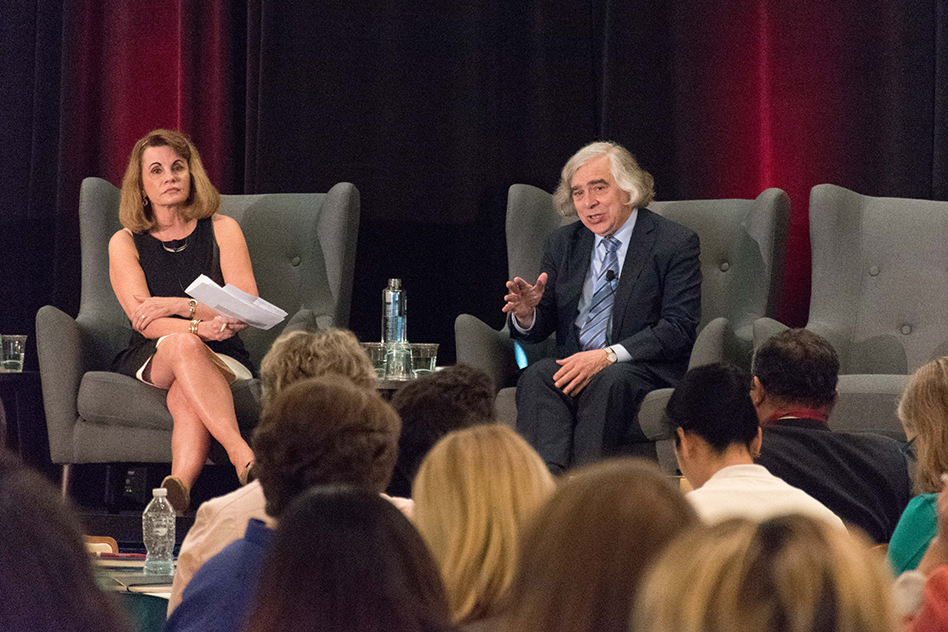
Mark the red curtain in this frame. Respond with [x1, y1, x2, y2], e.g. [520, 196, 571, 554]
[5, 0, 943, 353]
[60, 0, 243, 193]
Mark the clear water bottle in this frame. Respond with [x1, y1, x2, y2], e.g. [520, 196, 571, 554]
[382, 279, 407, 343]
[383, 279, 411, 379]
[142, 488, 176, 575]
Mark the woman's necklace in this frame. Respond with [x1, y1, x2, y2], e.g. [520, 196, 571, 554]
[162, 236, 188, 253]
[155, 216, 194, 253]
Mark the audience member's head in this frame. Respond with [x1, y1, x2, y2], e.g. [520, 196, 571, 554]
[242, 486, 453, 632]
[633, 514, 896, 632]
[413, 424, 555, 625]
[388, 364, 495, 497]
[898, 357, 948, 493]
[253, 376, 401, 518]
[0, 451, 132, 632]
[666, 363, 760, 487]
[500, 458, 697, 632]
[751, 328, 840, 421]
[259, 328, 376, 410]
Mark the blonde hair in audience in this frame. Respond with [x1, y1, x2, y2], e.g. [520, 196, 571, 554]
[502, 458, 696, 632]
[412, 424, 555, 625]
[632, 515, 896, 632]
[898, 356, 948, 493]
[259, 328, 375, 410]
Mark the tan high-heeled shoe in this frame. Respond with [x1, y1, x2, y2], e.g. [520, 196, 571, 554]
[238, 461, 257, 487]
[161, 476, 190, 514]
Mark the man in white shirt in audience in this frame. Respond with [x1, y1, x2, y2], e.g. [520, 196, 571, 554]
[667, 362, 845, 529]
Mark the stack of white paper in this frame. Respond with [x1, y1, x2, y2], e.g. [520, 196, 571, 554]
[185, 275, 287, 330]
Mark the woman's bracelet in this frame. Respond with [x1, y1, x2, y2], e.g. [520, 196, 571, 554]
[189, 319, 202, 336]
[188, 298, 197, 319]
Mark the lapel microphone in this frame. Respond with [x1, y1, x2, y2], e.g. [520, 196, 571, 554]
[606, 270, 617, 282]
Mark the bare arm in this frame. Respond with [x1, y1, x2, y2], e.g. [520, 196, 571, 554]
[108, 225, 250, 341]
[213, 214, 258, 297]
[109, 229, 190, 338]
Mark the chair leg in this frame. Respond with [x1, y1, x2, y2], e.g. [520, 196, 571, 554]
[60, 463, 73, 500]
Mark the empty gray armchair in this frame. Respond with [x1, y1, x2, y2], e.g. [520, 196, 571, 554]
[37, 177, 359, 492]
[755, 183, 948, 439]
[456, 184, 790, 469]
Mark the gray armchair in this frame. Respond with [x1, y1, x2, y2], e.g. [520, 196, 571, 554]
[754, 183, 948, 439]
[37, 177, 359, 493]
[456, 184, 790, 469]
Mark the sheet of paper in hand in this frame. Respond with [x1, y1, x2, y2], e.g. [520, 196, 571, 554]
[185, 275, 287, 330]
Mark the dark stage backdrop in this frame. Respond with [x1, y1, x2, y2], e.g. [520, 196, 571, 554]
[3, 0, 947, 371]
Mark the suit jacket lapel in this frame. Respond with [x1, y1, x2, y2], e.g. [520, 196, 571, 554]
[612, 208, 656, 338]
[564, 226, 595, 328]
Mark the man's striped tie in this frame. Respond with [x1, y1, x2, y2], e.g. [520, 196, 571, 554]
[578, 235, 620, 351]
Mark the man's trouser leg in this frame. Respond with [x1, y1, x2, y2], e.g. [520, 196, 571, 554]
[515, 358, 575, 474]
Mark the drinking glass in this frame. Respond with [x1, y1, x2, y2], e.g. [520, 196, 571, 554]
[410, 343, 439, 378]
[359, 342, 387, 378]
[0, 335, 27, 373]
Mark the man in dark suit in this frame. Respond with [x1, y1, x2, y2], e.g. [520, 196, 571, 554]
[752, 328, 912, 543]
[504, 141, 702, 472]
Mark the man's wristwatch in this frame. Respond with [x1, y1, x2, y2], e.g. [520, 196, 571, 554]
[604, 346, 617, 364]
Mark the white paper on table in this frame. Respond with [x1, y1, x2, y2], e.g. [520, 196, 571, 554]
[185, 275, 287, 330]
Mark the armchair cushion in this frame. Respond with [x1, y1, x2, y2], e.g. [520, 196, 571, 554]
[78, 372, 172, 431]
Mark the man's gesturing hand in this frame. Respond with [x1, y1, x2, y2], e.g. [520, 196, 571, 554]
[553, 349, 612, 396]
[502, 273, 548, 329]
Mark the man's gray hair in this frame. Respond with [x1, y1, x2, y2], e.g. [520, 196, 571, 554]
[553, 141, 655, 217]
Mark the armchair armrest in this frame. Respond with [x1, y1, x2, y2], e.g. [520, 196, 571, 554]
[752, 316, 792, 352]
[36, 306, 87, 463]
[282, 308, 334, 334]
[454, 314, 517, 392]
[688, 317, 733, 369]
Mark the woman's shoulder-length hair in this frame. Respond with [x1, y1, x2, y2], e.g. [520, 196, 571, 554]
[118, 128, 221, 233]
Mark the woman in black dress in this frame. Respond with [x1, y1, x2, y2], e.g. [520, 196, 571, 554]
[109, 129, 257, 513]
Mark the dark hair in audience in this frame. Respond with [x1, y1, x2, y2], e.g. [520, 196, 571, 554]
[388, 364, 495, 496]
[499, 459, 697, 632]
[0, 451, 132, 632]
[633, 515, 896, 632]
[253, 375, 401, 517]
[752, 328, 840, 409]
[666, 363, 758, 452]
[242, 486, 454, 632]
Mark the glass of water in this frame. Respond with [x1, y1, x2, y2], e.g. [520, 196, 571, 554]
[384, 342, 412, 380]
[0, 335, 27, 373]
[410, 343, 439, 378]
[359, 342, 387, 379]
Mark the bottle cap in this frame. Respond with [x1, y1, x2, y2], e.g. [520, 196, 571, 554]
[388, 279, 401, 289]
[153, 488, 168, 497]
